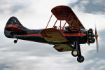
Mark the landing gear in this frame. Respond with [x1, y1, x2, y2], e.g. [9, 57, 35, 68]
[14, 39, 18, 44]
[71, 41, 84, 63]
[77, 56, 84, 63]
[71, 49, 78, 57]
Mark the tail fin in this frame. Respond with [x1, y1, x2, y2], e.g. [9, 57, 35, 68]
[4, 16, 27, 38]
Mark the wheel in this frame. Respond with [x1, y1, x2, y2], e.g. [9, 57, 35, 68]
[71, 50, 78, 57]
[14, 40, 17, 43]
[77, 56, 84, 63]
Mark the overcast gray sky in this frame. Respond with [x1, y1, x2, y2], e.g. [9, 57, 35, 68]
[0, 0, 105, 70]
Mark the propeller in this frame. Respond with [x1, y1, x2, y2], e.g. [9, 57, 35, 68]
[95, 27, 99, 52]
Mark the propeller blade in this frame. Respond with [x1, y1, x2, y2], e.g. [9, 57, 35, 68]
[95, 27, 99, 52]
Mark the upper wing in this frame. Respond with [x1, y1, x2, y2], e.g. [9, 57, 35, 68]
[41, 28, 68, 43]
[51, 5, 85, 32]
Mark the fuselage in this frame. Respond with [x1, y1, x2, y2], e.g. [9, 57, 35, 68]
[9, 28, 88, 45]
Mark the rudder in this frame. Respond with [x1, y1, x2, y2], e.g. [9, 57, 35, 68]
[4, 16, 27, 38]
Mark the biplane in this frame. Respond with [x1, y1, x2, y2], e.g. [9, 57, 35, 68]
[4, 5, 98, 63]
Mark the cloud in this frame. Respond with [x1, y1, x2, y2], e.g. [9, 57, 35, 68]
[82, 30, 105, 70]
[1, 29, 105, 70]
[0, 0, 105, 70]
[0, 31, 83, 70]
[70, 0, 105, 14]
[0, 0, 74, 30]
[0, 63, 11, 70]
[0, 0, 31, 15]
[86, 30, 105, 59]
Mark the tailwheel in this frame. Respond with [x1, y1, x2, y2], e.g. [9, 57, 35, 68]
[77, 56, 84, 63]
[14, 39, 18, 44]
[71, 50, 78, 57]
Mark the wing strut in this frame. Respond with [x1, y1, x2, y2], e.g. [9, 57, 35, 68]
[62, 22, 67, 30]
[60, 20, 61, 30]
[53, 20, 58, 27]
[46, 14, 53, 28]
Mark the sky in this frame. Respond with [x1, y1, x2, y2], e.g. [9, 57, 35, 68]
[0, 0, 105, 70]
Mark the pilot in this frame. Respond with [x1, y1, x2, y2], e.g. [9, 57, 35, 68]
[65, 26, 70, 32]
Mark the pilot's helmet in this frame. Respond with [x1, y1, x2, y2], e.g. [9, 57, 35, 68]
[53, 26, 57, 29]
[65, 26, 69, 31]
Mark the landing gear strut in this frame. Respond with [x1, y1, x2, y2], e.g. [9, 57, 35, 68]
[71, 41, 84, 63]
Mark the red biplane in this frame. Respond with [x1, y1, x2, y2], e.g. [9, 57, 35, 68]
[4, 5, 98, 63]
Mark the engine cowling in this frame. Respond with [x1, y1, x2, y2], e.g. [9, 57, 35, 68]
[87, 29, 95, 43]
